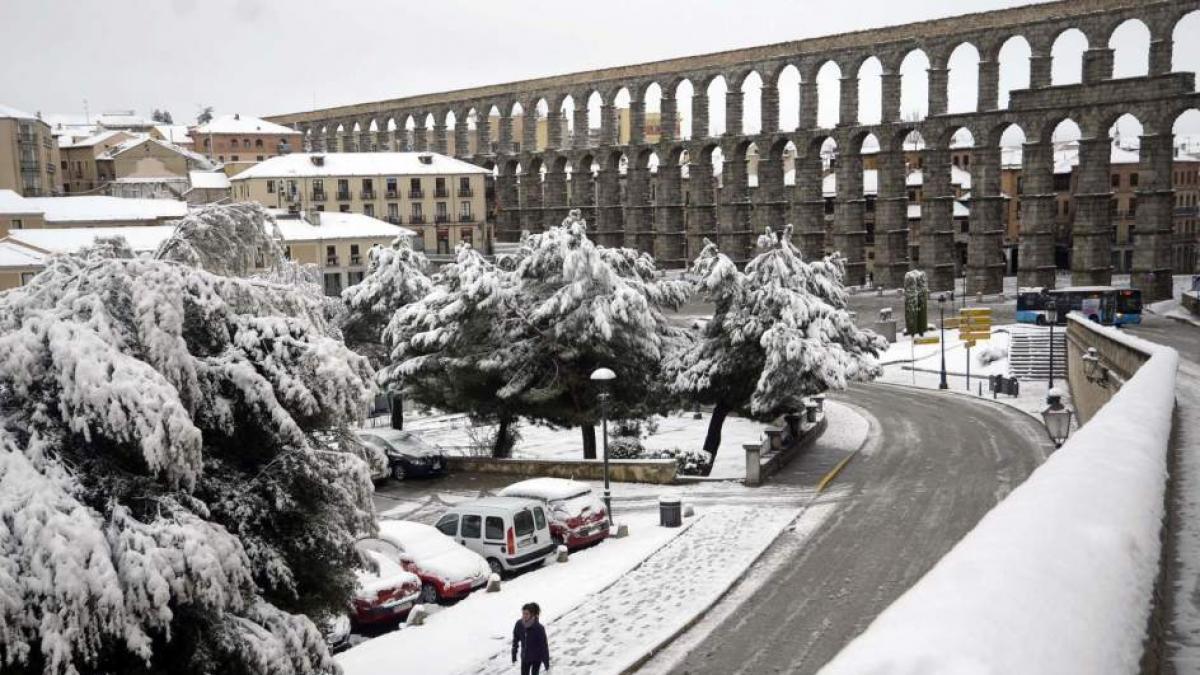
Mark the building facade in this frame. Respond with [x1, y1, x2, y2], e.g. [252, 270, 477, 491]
[191, 114, 302, 177]
[0, 105, 58, 197]
[231, 152, 491, 255]
[58, 130, 136, 194]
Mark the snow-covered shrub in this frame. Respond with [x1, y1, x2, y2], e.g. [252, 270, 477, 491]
[976, 343, 1009, 366]
[0, 252, 376, 675]
[645, 447, 713, 476]
[609, 436, 645, 459]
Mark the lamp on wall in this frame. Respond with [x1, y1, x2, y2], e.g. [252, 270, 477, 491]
[1080, 347, 1111, 388]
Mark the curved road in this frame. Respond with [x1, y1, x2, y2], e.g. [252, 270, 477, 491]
[663, 382, 1052, 675]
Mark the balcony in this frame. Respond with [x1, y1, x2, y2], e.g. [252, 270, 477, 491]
[361, 190, 376, 200]
[386, 216, 402, 225]
[410, 215, 426, 224]
[386, 189, 399, 199]
[459, 214, 473, 223]
[435, 214, 449, 224]
[350, 255, 362, 266]
[458, 187, 473, 197]
[336, 190, 351, 201]
[434, 188, 449, 198]
[409, 189, 424, 199]
[284, 191, 300, 203]
[326, 256, 339, 267]
[19, 159, 39, 172]
[312, 191, 327, 202]
[17, 132, 36, 145]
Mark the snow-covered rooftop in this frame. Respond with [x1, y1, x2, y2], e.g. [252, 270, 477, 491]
[60, 129, 131, 149]
[234, 152, 491, 180]
[193, 114, 299, 136]
[0, 104, 36, 121]
[188, 171, 230, 190]
[0, 240, 48, 268]
[0, 190, 38, 214]
[272, 211, 415, 242]
[6, 225, 177, 254]
[20, 196, 188, 223]
[154, 124, 192, 144]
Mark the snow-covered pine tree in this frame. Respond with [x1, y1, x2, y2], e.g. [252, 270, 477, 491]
[672, 226, 887, 461]
[497, 210, 691, 458]
[0, 219, 376, 674]
[341, 235, 432, 361]
[904, 269, 929, 336]
[155, 202, 284, 277]
[381, 243, 522, 456]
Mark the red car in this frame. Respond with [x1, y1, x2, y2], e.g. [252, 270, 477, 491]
[498, 478, 609, 549]
[351, 548, 422, 626]
[360, 520, 492, 604]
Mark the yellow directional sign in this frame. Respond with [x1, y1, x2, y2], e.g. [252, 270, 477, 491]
[943, 318, 961, 329]
[914, 336, 941, 345]
[964, 339, 977, 348]
[961, 333, 992, 341]
[960, 307, 993, 316]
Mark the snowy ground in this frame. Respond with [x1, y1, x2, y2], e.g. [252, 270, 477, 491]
[376, 411, 770, 481]
[877, 324, 1065, 418]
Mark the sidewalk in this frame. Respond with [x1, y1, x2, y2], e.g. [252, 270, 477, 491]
[468, 504, 801, 674]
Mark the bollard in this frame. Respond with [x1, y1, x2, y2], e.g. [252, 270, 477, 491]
[486, 573, 501, 593]
[613, 523, 629, 538]
[683, 504, 695, 518]
[406, 605, 428, 626]
[659, 496, 683, 528]
[556, 545, 569, 563]
[745, 443, 762, 487]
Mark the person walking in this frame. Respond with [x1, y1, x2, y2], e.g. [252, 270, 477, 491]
[511, 602, 550, 675]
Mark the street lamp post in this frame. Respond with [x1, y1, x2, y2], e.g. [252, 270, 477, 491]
[590, 367, 616, 525]
[1040, 388, 1073, 449]
[1046, 298, 1059, 395]
[938, 293, 949, 390]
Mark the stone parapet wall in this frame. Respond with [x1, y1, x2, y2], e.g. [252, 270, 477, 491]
[1066, 313, 1153, 423]
[446, 456, 678, 484]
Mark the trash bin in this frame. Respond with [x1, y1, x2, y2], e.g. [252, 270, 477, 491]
[659, 496, 682, 528]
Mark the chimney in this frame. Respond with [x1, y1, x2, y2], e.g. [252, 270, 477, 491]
[310, 154, 325, 167]
[305, 206, 320, 225]
[234, 113, 240, 120]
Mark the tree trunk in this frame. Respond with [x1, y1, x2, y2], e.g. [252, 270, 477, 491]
[492, 416, 515, 459]
[702, 400, 731, 458]
[389, 392, 404, 430]
[581, 424, 597, 460]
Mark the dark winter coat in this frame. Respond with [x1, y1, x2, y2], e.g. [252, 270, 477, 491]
[512, 619, 551, 668]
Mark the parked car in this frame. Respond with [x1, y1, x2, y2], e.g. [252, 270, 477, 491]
[360, 520, 491, 604]
[355, 429, 447, 481]
[320, 614, 351, 653]
[317, 430, 389, 481]
[351, 547, 422, 627]
[498, 478, 609, 550]
[436, 497, 557, 576]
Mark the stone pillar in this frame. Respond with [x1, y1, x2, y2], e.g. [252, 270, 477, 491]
[476, 110, 493, 155]
[1071, 136, 1114, 286]
[725, 87, 743, 136]
[920, 145, 955, 291]
[342, 131, 357, 153]
[753, 154, 787, 234]
[693, 93, 710, 138]
[965, 144, 1006, 294]
[1149, 38, 1173, 77]
[978, 59, 1001, 111]
[497, 113, 513, 154]
[625, 163, 653, 252]
[881, 70, 901, 123]
[453, 120, 469, 158]
[310, 135, 325, 152]
[520, 170, 543, 231]
[522, 110, 538, 153]
[761, 86, 779, 134]
[799, 80, 818, 129]
[543, 166, 569, 230]
[572, 103, 589, 149]
[796, 152, 827, 258]
[1082, 48, 1114, 84]
[415, 125, 430, 153]
[834, 150, 867, 285]
[547, 111, 563, 150]
[358, 130, 374, 152]
[325, 134, 338, 153]
[432, 123, 448, 155]
[655, 161, 686, 265]
[874, 148, 909, 288]
[572, 168, 598, 226]
[1132, 132, 1175, 302]
[1018, 141, 1057, 290]
[600, 105, 618, 145]
[687, 158, 717, 258]
[377, 130, 391, 152]
[595, 164, 624, 247]
[839, 76, 859, 126]
[628, 101, 646, 146]
[660, 94, 677, 142]
[927, 67, 949, 116]
[1030, 52, 1052, 89]
[721, 149, 753, 262]
[495, 169, 521, 242]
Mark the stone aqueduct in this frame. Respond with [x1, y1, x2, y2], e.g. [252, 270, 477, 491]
[268, 0, 1200, 301]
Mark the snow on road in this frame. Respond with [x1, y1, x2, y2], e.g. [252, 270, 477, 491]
[468, 505, 803, 675]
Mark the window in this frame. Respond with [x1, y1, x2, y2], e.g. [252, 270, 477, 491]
[461, 228, 473, 246]
[20, 272, 35, 286]
[11, 219, 22, 230]
[386, 177, 398, 196]
[484, 516, 504, 540]
[963, 155, 969, 167]
[256, 156, 264, 162]
[1131, 173, 1139, 187]
[362, 178, 374, 194]
[350, 244, 361, 265]
[363, 203, 374, 217]
[323, 272, 342, 297]
[231, 155, 239, 162]
[387, 203, 399, 221]
[325, 245, 337, 265]
[231, 139, 239, 148]
[286, 180, 297, 196]
[348, 270, 364, 285]
[435, 177, 448, 197]
[410, 177, 423, 197]
[460, 201, 472, 219]
[337, 179, 349, 198]
[461, 515, 482, 539]
[412, 202, 423, 218]
[459, 176, 471, 193]
[1129, 197, 1137, 215]
[435, 514, 459, 537]
[436, 201, 448, 221]
[1112, 174, 1120, 188]
[514, 510, 534, 537]
[532, 507, 546, 531]
[339, 204, 350, 212]
[255, 139, 263, 148]
[242, 138, 250, 147]
[267, 179, 275, 194]
[285, 245, 292, 259]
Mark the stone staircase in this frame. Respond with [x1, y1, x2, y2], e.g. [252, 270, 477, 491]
[1008, 327, 1068, 380]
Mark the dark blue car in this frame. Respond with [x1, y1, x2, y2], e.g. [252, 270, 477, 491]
[356, 430, 447, 481]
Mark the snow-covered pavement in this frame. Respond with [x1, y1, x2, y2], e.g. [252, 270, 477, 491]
[468, 505, 805, 675]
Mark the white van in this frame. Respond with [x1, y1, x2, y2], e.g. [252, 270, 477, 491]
[435, 497, 556, 575]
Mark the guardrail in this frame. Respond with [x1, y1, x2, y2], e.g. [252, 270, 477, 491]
[821, 314, 1179, 674]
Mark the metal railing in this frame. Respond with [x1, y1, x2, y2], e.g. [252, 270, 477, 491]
[350, 255, 362, 266]
[386, 216, 402, 224]
[410, 215, 426, 224]
[409, 189, 424, 199]
[361, 190, 376, 200]
[336, 190, 351, 201]
[458, 187, 473, 197]
[434, 188, 449, 198]
[312, 191, 327, 202]
[326, 256, 339, 266]
[386, 189, 399, 199]
[459, 214, 473, 223]
[435, 214, 449, 224]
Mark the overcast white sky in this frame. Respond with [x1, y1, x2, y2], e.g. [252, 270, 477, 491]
[2, 0, 1197, 135]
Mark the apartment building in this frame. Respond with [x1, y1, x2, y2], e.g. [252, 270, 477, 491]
[191, 114, 302, 177]
[231, 152, 491, 254]
[59, 130, 136, 193]
[0, 105, 58, 197]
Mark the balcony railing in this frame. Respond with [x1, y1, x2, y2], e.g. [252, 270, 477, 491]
[435, 215, 449, 224]
[361, 190, 376, 200]
[312, 191, 327, 202]
[350, 255, 362, 266]
[17, 133, 36, 145]
[386, 216, 402, 225]
[459, 214, 473, 223]
[434, 188, 449, 198]
[409, 189, 424, 199]
[458, 187, 473, 197]
[284, 191, 300, 202]
[336, 190, 351, 201]
[386, 189, 399, 199]
[326, 256, 339, 267]
[410, 215, 426, 224]
[19, 159, 39, 172]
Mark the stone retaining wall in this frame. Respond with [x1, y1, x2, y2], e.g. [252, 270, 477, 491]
[1183, 290, 1199, 316]
[446, 456, 678, 484]
[1066, 313, 1153, 423]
